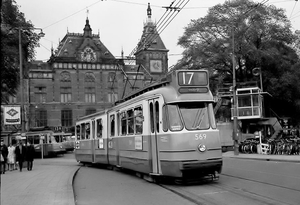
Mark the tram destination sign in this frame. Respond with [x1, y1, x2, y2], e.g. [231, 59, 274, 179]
[177, 71, 208, 86]
[178, 87, 208, 93]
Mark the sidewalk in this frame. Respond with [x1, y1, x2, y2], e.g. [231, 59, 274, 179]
[223, 151, 300, 163]
[0, 153, 80, 205]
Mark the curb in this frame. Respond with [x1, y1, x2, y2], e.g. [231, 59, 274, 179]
[72, 165, 82, 205]
[224, 155, 300, 163]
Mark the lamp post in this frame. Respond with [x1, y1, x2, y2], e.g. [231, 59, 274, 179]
[18, 28, 45, 133]
[232, 30, 239, 155]
[228, 0, 239, 155]
[19, 28, 25, 133]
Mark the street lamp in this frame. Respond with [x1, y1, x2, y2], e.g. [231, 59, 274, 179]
[228, 0, 239, 155]
[19, 27, 45, 133]
[232, 29, 239, 156]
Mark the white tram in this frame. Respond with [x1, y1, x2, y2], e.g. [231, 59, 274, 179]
[75, 70, 222, 181]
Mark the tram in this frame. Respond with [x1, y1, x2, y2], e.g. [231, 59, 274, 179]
[75, 70, 222, 181]
[10, 127, 66, 157]
[60, 133, 75, 152]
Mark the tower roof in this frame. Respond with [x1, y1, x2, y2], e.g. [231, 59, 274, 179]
[135, 3, 168, 55]
[49, 18, 116, 64]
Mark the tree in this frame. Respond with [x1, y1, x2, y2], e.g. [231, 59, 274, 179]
[176, 0, 300, 122]
[1, 0, 41, 103]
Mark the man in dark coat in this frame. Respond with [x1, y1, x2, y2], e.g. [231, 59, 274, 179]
[15, 141, 26, 172]
[26, 141, 35, 171]
[1, 141, 9, 174]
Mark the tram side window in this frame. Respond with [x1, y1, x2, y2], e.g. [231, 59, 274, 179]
[121, 112, 127, 136]
[50, 135, 57, 143]
[150, 103, 154, 133]
[76, 125, 80, 140]
[54, 135, 61, 143]
[110, 114, 115, 137]
[134, 107, 143, 134]
[155, 101, 159, 133]
[81, 124, 86, 140]
[162, 105, 168, 132]
[96, 119, 103, 138]
[27, 136, 33, 144]
[34, 135, 40, 144]
[127, 109, 134, 135]
[86, 123, 90, 139]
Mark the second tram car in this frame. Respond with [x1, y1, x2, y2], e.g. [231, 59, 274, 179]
[26, 130, 66, 157]
[60, 133, 75, 152]
[75, 70, 222, 181]
[10, 127, 66, 157]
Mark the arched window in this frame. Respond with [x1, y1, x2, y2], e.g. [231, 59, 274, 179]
[85, 72, 95, 82]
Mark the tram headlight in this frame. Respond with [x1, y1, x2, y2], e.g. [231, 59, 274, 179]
[198, 144, 206, 152]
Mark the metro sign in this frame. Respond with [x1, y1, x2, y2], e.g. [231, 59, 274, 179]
[7, 108, 18, 117]
[3, 106, 21, 125]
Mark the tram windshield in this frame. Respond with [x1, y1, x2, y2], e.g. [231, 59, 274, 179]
[166, 102, 215, 131]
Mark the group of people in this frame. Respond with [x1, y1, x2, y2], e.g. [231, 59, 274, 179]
[0, 140, 35, 174]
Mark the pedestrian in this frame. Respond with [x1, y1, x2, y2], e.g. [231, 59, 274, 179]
[26, 141, 35, 171]
[15, 141, 26, 172]
[7, 143, 16, 171]
[0, 140, 9, 174]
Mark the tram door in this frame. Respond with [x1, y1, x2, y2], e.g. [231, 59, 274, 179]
[91, 120, 96, 163]
[148, 98, 161, 175]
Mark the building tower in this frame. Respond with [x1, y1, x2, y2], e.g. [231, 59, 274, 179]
[134, 3, 169, 81]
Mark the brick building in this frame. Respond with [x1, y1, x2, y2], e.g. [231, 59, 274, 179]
[1, 3, 169, 134]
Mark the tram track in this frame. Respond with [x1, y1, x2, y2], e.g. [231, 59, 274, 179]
[157, 177, 293, 205]
[74, 164, 299, 205]
[221, 172, 300, 192]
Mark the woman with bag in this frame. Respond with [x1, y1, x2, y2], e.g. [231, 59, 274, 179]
[7, 143, 16, 171]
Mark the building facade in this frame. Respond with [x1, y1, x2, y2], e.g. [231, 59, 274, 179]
[1, 3, 169, 134]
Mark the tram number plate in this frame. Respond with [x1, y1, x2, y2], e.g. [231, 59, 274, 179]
[195, 134, 206, 140]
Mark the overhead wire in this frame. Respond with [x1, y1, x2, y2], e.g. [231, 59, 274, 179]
[126, 0, 190, 60]
[42, 0, 103, 30]
[146, 0, 190, 45]
[289, 0, 298, 19]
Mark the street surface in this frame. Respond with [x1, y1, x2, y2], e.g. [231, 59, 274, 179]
[73, 156, 300, 205]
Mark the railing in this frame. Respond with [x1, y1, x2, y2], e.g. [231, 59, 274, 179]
[231, 106, 262, 119]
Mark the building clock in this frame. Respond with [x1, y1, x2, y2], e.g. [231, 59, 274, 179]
[81, 47, 96, 62]
[150, 60, 162, 73]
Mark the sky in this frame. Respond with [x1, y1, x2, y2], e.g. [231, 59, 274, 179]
[16, 0, 300, 67]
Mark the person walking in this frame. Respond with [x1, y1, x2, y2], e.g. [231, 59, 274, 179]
[26, 141, 35, 171]
[7, 143, 16, 171]
[0, 141, 9, 174]
[15, 141, 26, 172]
